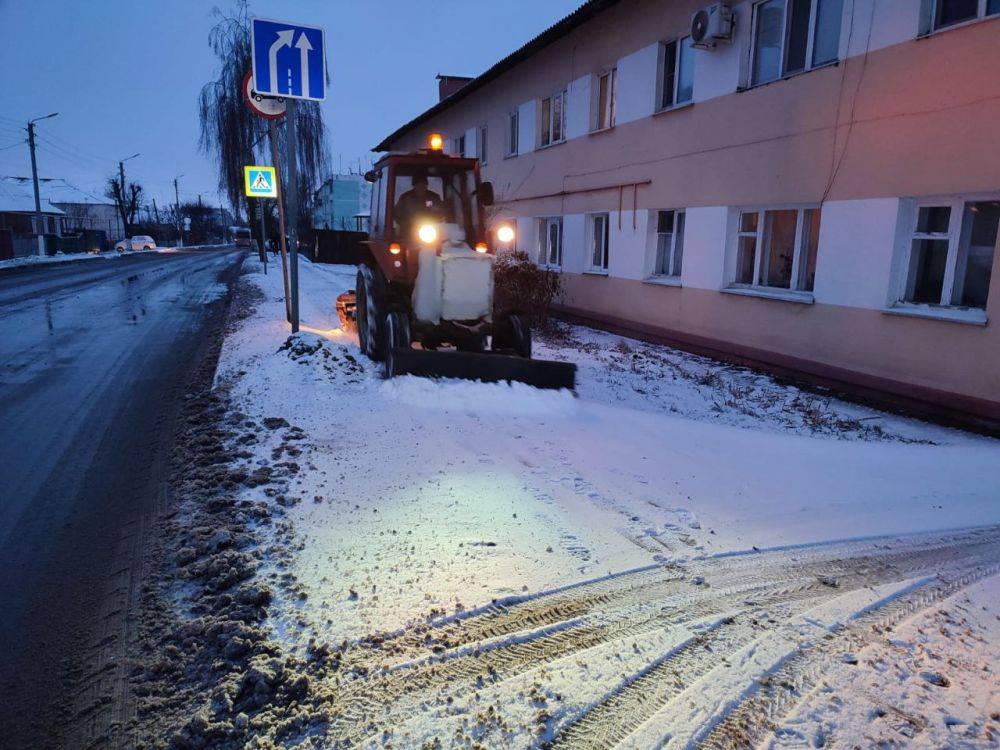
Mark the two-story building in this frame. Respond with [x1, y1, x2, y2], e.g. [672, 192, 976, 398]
[375, 0, 1000, 428]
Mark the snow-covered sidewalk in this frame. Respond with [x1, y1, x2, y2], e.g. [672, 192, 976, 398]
[220, 256, 998, 579]
[137, 255, 999, 748]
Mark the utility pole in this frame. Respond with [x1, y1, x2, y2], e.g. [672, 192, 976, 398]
[118, 152, 139, 240]
[152, 197, 160, 224]
[285, 99, 300, 333]
[27, 112, 58, 257]
[173, 175, 184, 247]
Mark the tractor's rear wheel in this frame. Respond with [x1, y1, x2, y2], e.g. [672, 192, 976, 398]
[382, 311, 411, 379]
[357, 266, 384, 361]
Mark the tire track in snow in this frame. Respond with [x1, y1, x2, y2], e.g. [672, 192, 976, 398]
[695, 564, 1000, 750]
[325, 531, 1000, 746]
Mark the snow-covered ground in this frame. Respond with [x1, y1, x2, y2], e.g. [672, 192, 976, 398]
[137, 256, 999, 748]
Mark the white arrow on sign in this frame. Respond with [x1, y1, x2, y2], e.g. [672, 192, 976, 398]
[295, 33, 313, 99]
[268, 29, 295, 95]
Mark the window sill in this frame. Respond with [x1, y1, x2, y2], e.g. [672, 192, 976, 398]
[643, 275, 682, 287]
[588, 125, 615, 136]
[882, 304, 988, 326]
[721, 286, 814, 304]
[536, 139, 566, 151]
[654, 100, 693, 117]
[539, 263, 562, 272]
[918, 12, 1000, 38]
[503, 152, 518, 160]
[583, 269, 609, 277]
[738, 59, 840, 93]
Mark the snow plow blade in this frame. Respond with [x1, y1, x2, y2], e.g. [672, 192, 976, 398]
[390, 348, 576, 390]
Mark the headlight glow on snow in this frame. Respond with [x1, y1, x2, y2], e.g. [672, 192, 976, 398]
[418, 223, 438, 244]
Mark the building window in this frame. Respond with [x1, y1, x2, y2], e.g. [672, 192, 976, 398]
[537, 217, 563, 267]
[539, 90, 566, 147]
[589, 213, 610, 272]
[477, 125, 488, 165]
[452, 135, 466, 156]
[659, 37, 695, 110]
[653, 210, 686, 277]
[734, 207, 820, 292]
[901, 200, 998, 310]
[932, 0, 1000, 29]
[507, 111, 519, 156]
[595, 69, 617, 130]
[751, 0, 844, 87]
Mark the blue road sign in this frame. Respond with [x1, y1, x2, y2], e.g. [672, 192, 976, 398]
[251, 18, 326, 101]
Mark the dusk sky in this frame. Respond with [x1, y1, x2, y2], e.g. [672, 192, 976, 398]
[0, 0, 580, 210]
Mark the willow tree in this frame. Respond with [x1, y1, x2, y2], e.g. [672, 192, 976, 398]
[198, 1, 328, 224]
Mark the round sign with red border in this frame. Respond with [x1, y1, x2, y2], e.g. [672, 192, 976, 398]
[242, 71, 286, 119]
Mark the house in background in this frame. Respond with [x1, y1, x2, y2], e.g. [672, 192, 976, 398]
[374, 0, 1000, 429]
[313, 175, 372, 232]
[53, 201, 123, 241]
[0, 180, 67, 259]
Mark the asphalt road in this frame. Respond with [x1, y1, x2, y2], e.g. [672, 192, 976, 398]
[0, 249, 244, 748]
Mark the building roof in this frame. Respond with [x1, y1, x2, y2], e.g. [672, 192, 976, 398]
[372, 0, 620, 152]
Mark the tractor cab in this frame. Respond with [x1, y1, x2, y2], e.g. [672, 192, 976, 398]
[363, 150, 494, 286]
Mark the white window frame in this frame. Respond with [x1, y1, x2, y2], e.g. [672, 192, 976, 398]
[537, 216, 563, 268]
[477, 124, 488, 165]
[538, 89, 567, 148]
[593, 68, 617, 131]
[650, 209, 686, 278]
[506, 111, 519, 157]
[452, 134, 466, 156]
[926, 0, 1000, 32]
[730, 205, 820, 296]
[749, 0, 842, 87]
[893, 195, 999, 313]
[657, 37, 694, 112]
[588, 213, 611, 273]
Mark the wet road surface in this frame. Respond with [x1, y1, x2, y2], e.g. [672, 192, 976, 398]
[0, 249, 244, 748]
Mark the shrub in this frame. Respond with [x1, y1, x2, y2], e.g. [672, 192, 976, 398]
[493, 250, 562, 327]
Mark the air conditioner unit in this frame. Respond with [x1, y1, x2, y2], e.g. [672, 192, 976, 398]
[691, 2, 734, 50]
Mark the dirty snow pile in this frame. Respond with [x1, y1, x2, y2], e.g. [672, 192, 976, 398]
[128, 255, 1000, 748]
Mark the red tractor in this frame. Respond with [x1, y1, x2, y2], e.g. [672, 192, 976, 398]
[341, 135, 575, 390]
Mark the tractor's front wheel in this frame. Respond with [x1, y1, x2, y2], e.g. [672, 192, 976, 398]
[381, 311, 412, 379]
[356, 266, 384, 361]
[510, 315, 532, 358]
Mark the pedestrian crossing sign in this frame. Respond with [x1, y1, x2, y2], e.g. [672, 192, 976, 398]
[244, 165, 278, 198]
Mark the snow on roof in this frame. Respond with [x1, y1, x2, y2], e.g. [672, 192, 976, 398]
[0, 179, 67, 215]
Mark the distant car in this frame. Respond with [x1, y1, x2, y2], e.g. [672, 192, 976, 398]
[115, 236, 157, 252]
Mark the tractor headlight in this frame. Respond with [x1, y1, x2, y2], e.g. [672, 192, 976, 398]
[418, 223, 438, 244]
[496, 224, 515, 244]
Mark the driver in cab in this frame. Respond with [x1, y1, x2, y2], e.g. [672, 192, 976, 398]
[394, 172, 444, 241]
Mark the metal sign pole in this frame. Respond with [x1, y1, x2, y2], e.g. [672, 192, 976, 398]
[258, 198, 268, 274]
[268, 120, 292, 323]
[285, 99, 300, 334]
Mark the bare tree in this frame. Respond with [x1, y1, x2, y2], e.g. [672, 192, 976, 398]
[197, 0, 329, 222]
[105, 176, 143, 237]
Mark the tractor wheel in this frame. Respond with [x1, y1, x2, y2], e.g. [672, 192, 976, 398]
[356, 266, 384, 361]
[381, 311, 411, 379]
[509, 315, 532, 359]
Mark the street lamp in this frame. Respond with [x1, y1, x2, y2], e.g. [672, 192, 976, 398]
[118, 153, 140, 240]
[173, 174, 185, 247]
[27, 112, 59, 256]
